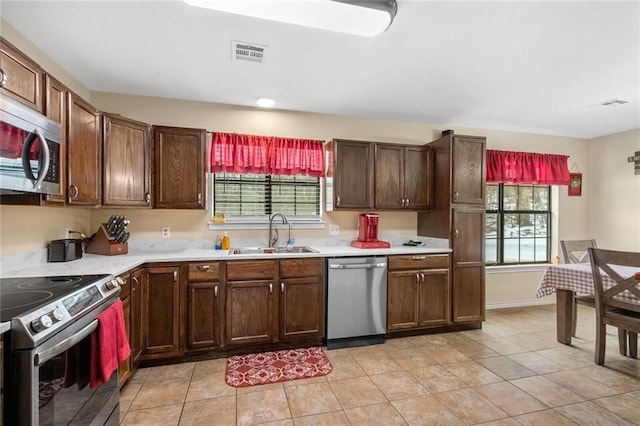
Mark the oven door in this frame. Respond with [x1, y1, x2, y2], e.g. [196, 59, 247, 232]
[9, 313, 119, 425]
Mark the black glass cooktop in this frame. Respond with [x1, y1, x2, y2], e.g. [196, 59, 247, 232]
[0, 274, 110, 322]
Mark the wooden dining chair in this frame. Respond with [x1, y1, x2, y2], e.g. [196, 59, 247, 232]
[560, 239, 597, 336]
[588, 247, 640, 365]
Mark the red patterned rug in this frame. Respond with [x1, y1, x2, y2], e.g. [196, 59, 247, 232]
[225, 347, 333, 387]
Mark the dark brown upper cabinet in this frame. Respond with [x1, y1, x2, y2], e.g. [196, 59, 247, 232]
[325, 139, 374, 211]
[374, 143, 432, 210]
[67, 92, 101, 206]
[0, 37, 43, 112]
[102, 113, 151, 207]
[153, 126, 206, 209]
[42, 74, 68, 205]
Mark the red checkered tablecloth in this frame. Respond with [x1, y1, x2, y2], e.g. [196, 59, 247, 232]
[537, 263, 640, 303]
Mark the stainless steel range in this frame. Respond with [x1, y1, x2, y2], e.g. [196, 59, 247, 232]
[1, 274, 122, 425]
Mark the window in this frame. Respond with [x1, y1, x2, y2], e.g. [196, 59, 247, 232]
[486, 184, 551, 265]
[212, 172, 321, 219]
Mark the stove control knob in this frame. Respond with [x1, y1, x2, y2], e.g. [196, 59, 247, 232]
[105, 278, 120, 290]
[31, 314, 53, 333]
[52, 308, 64, 321]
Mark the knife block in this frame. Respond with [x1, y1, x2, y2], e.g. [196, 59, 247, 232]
[85, 225, 128, 256]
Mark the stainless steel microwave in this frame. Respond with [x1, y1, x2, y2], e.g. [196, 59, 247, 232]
[0, 95, 61, 195]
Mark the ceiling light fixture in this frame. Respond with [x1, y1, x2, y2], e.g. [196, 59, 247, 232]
[182, 0, 397, 37]
[256, 97, 275, 108]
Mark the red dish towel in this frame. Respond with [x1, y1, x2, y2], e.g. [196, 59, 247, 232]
[90, 299, 131, 388]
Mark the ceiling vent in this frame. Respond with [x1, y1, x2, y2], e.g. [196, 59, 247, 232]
[232, 41, 267, 63]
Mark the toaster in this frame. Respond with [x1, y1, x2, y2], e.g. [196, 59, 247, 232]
[48, 239, 83, 262]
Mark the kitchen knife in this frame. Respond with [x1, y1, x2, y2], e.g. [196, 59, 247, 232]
[120, 232, 130, 244]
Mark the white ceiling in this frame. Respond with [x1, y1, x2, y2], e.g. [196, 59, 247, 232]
[2, 0, 639, 139]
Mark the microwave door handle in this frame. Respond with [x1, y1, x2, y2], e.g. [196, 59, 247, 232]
[20, 128, 50, 189]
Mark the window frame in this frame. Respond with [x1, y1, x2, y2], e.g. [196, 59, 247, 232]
[209, 172, 324, 227]
[486, 183, 552, 266]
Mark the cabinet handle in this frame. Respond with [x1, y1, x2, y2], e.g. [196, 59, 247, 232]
[197, 265, 210, 270]
[0, 69, 6, 88]
[269, 283, 273, 294]
[405, 198, 410, 207]
[132, 276, 139, 289]
[454, 229, 459, 238]
[336, 195, 341, 206]
[145, 193, 151, 204]
[69, 184, 79, 200]
[412, 256, 427, 260]
[454, 191, 459, 201]
[197, 192, 202, 203]
[173, 270, 178, 282]
[281, 282, 284, 293]
[420, 272, 425, 283]
[214, 285, 218, 297]
[415, 273, 420, 283]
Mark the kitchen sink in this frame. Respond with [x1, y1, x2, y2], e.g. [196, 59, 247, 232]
[229, 246, 318, 255]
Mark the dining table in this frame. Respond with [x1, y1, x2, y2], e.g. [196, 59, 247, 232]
[537, 262, 640, 344]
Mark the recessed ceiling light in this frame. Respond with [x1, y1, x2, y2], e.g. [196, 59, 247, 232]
[256, 97, 275, 108]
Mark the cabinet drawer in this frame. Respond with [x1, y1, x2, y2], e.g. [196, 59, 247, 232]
[188, 262, 220, 281]
[280, 258, 324, 278]
[227, 260, 276, 280]
[388, 254, 449, 270]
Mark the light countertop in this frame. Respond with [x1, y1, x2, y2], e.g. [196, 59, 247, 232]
[1, 241, 450, 279]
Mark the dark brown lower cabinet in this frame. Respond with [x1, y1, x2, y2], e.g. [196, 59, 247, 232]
[224, 258, 325, 348]
[387, 254, 450, 332]
[130, 268, 144, 367]
[117, 273, 131, 388]
[142, 265, 183, 359]
[186, 262, 222, 350]
[451, 208, 485, 323]
[280, 258, 325, 342]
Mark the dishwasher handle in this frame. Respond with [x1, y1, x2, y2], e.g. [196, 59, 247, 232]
[328, 262, 387, 270]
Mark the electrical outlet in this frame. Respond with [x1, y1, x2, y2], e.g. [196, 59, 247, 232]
[329, 224, 340, 236]
[161, 226, 171, 239]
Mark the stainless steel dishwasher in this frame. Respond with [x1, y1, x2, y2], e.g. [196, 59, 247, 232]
[326, 256, 387, 349]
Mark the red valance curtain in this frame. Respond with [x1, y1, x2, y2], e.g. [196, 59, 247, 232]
[486, 150, 570, 185]
[210, 132, 325, 177]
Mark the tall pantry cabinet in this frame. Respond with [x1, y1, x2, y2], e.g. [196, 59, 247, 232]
[417, 131, 486, 324]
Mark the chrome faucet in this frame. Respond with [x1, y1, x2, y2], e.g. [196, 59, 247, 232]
[268, 213, 289, 247]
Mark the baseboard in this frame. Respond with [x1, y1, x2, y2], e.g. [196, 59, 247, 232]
[486, 299, 555, 310]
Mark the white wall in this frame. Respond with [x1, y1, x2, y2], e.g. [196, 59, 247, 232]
[587, 129, 640, 251]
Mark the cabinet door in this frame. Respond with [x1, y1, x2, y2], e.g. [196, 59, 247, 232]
[225, 280, 277, 346]
[374, 144, 404, 209]
[0, 38, 42, 112]
[187, 282, 220, 349]
[387, 270, 420, 330]
[280, 276, 324, 341]
[43, 74, 67, 204]
[130, 269, 144, 367]
[103, 114, 151, 207]
[118, 295, 132, 387]
[143, 266, 182, 356]
[153, 126, 206, 209]
[452, 136, 485, 205]
[418, 269, 450, 327]
[67, 93, 101, 205]
[452, 208, 485, 322]
[333, 140, 374, 209]
[404, 146, 431, 210]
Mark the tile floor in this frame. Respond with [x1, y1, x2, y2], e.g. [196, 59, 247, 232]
[119, 304, 640, 425]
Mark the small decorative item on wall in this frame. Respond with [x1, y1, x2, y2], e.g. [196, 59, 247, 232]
[568, 172, 582, 196]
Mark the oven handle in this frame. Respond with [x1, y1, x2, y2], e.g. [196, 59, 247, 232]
[34, 319, 98, 366]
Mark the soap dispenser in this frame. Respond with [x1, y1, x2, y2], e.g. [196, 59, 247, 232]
[221, 232, 231, 250]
